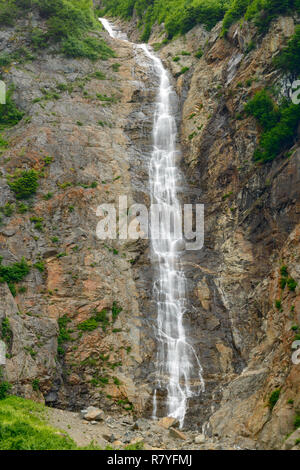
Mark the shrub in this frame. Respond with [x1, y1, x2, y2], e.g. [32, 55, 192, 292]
[268, 389, 280, 410]
[294, 414, 300, 429]
[0, 90, 24, 129]
[1, 318, 12, 347]
[245, 90, 300, 162]
[112, 302, 122, 322]
[175, 66, 190, 77]
[0, 256, 30, 296]
[0, 0, 17, 26]
[245, 89, 279, 130]
[32, 379, 40, 392]
[34, 261, 45, 273]
[0, 382, 11, 400]
[287, 278, 297, 292]
[274, 26, 300, 76]
[77, 317, 99, 332]
[61, 36, 115, 61]
[30, 28, 49, 50]
[280, 265, 288, 277]
[7, 169, 39, 199]
[77, 308, 109, 332]
[222, 0, 250, 36]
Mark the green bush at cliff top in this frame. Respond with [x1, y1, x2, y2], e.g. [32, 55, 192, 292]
[101, 0, 300, 40]
[0, 0, 114, 61]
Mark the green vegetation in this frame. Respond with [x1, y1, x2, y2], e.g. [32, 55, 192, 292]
[294, 413, 300, 429]
[7, 169, 39, 199]
[279, 265, 297, 292]
[77, 308, 109, 332]
[0, 395, 101, 450]
[0, 89, 24, 130]
[245, 89, 300, 162]
[0, 256, 30, 296]
[0, 0, 114, 61]
[222, 0, 300, 36]
[34, 261, 45, 273]
[32, 379, 40, 392]
[61, 35, 114, 60]
[0, 382, 11, 400]
[274, 25, 300, 76]
[102, 0, 227, 40]
[57, 314, 72, 357]
[1, 318, 12, 347]
[102, 0, 300, 41]
[268, 389, 280, 410]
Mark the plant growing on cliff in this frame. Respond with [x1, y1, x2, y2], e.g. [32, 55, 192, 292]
[268, 389, 280, 410]
[112, 302, 122, 322]
[7, 169, 39, 200]
[294, 413, 300, 429]
[0, 89, 24, 129]
[77, 308, 110, 332]
[1, 318, 12, 348]
[273, 25, 300, 76]
[287, 277, 297, 292]
[0, 256, 30, 296]
[245, 90, 300, 162]
[57, 314, 72, 357]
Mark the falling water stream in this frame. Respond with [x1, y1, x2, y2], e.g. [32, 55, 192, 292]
[99, 18, 204, 428]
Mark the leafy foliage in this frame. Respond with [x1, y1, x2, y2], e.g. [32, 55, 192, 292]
[7, 169, 39, 199]
[102, 0, 300, 39]
[268, 389, 280, 410]
[61, 35, 114, 60]
[245, 90, 300, 162]
[0, 0, 114, 61]
[273, 25, 300, 76]
[0, 90, 24, 129]
[0, 382, 12, 401]
[0, 257, 30, 286]
[102, 0, 227, 39]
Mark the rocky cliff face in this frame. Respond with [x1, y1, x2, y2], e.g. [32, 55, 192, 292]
[0, 11, 299, 450]
[153, 16, 300, 449]
[0, 15, 158, 415]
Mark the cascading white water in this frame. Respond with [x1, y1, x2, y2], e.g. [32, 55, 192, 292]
[99, 18, 204, 428]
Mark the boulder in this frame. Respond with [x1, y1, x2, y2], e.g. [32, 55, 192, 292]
[82, 406, 105, 422]
[157, 417, 179, 429]
[195, 434, 206, 444]
[169, 428, 187, 440]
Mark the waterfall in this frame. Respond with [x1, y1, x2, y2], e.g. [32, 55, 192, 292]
[99, 18, 204, 429]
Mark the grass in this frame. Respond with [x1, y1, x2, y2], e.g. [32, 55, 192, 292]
[0, 396, 102, 450]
